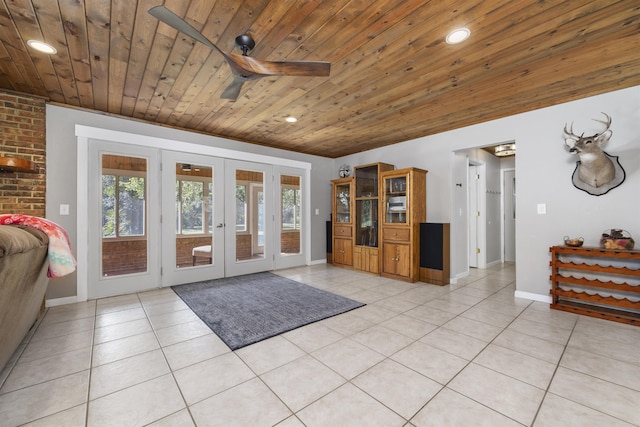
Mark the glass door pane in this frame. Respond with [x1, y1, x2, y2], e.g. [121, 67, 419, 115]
[175, 163, 213, 268]
[101, 154, 148, 277]
[335, 183, 351, 223]
[225, 160, 273, 277]
[356, 199, 378, 246]
[274, 166, 307, 270]
[252, 185, 265, 255]
[384, 175, 408, 224]
[235, 169, 264, 261]
[280, 174, 301, 255]
[355, 165, 378, 197]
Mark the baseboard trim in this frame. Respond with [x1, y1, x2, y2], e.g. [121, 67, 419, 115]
[310, 259, 327, 265]
[46, 296, 78, 308]
[455, 271, 469, 280]
[514, 290, 552, 304]
[486, 259, 501, 268]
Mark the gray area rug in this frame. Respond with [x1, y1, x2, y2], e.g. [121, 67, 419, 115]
[171, 271, 365, 350]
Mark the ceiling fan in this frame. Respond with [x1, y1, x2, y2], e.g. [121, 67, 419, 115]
[148, 6, 331, 101]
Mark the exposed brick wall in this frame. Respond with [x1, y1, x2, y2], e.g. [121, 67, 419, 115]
[236, 234, 252, 260]
[102, 240, 148, 276]
[176, 236, 213, 267]
[102, 237, 216, 273]
[0, 91, 46, 216]
[281, 231, 300, 254]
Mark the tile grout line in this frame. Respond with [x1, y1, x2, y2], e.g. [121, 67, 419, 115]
[138, 290, 199, 427]
[82, 300, 98, 427]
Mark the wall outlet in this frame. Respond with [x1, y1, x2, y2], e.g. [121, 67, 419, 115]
[60, 204, 70, 215]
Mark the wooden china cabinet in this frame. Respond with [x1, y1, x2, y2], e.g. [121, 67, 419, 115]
[353, 163, 394, 274]
[380, 167, 427, 282]
[331, 164, 426, 281]
[331, 177, 354, 267]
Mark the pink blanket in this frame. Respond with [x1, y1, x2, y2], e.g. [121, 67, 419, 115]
[0, 214, 76, 278]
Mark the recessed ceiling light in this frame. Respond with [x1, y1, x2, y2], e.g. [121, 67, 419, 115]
[445, 28, 470, 45]
[27, 40, 57, 54]
[285, 116, 297, 123]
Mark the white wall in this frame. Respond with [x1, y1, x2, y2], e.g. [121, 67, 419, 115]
[46, 105, 334, 299]
[335, 85, 640, 299]
[46, 85, 639, 300]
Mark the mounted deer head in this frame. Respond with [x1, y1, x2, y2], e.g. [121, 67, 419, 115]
[564, 112, 614, 188]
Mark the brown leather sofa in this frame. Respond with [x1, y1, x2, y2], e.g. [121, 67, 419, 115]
[0, 225, 50, 373]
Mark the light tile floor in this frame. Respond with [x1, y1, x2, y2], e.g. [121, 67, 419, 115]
[1, 263, 640, 426]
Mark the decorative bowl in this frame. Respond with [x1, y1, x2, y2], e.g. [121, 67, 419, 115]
[564, 236, 584, 247]
[600, 229, 635, 250]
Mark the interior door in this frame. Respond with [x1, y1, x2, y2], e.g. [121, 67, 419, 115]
[504, 169, 516, 262]
[161, 151, 225, 286]
[225, 160, 274, 276]
[87, 141, 160, 299]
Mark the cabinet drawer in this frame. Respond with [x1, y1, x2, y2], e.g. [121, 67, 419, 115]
[383, 228, 410, 241]
[334, 225, 352, 237]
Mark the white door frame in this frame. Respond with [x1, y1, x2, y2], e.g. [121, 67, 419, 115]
[76, 125, 311, 302]
[502, 168, 516, 263]
[250, 183, 265, 255]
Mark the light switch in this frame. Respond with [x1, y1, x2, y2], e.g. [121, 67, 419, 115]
[537, 203, 546, 215]
[60, 204, 70, 215]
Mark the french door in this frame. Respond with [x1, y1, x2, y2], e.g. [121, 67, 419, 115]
[86, 141, 305, 298]
[87, 141, 161, 299]
[224, 160, 274, 277]
[161, 151, 225, 286]
[274, 165, 307, 269]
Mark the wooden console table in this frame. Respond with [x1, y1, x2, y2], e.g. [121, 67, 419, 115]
[549, 245, 640, 326]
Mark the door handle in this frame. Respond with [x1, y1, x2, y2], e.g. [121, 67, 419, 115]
[216, 223, 224, 228]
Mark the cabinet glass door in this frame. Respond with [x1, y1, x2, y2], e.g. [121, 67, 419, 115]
[355, 165, 379, 197]
[335, 183, 351, 223]
[356, 199, 378, 246]
[384, 175, 408, 224]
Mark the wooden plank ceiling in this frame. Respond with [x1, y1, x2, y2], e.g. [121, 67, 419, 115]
[1, 0, 639, 158]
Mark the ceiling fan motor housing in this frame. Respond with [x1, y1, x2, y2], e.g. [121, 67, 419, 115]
[235, 34, 256, 56]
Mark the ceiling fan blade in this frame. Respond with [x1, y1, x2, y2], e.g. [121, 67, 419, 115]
[230, 54, 331, 77]
[221, 77, 248, 101]
[149, 6, 330, 100]
[148, 6, 226, 57]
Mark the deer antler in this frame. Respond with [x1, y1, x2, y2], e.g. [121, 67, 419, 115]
[563, 122, 580, 140]
[593, 112, 612, 135]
